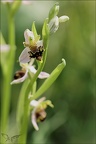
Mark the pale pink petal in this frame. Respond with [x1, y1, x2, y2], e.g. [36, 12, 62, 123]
[28, 66, 49, 79]
[31, 109, 39, 131]
[19, 47, 31, 63]
[28, 66, 36, 74]
[24, 29, 34, 44]
[38, 72, 50, 79]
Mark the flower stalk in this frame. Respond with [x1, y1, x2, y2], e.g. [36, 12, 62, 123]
[1, 7, 15, 133]
[1, 2, 21, 143]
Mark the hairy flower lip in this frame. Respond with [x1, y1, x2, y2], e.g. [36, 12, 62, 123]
[10, 70, 28, 85]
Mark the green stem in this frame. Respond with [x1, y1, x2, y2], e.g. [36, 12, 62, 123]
[1, 9, 15, 144]
[16, 80, 30, 126]
[18, 63, 45, 143]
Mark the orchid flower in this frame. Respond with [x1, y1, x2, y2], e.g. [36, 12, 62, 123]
[19, 29, 44, 63]
[10, 62, 49, 85]
[30, 97, 54, 131]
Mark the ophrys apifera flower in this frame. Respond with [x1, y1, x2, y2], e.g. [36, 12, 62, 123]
[10, 61, 49, 85]
[19, 29, 44, 63]
[30, 97, 54, 130]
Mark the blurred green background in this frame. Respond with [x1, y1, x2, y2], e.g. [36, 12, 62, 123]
[1, 1, 95, 144]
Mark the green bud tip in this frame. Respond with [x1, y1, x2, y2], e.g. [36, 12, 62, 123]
[62, 58, 66, 66]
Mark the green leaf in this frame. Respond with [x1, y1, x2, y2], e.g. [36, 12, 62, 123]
[48, 3, 59, 22]
[31, 59, 66, 100]
[32, 21, 40, 41]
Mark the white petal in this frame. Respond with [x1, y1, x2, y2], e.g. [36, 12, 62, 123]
[37, 40, 43, 47]
[38, 72, 50, 79]
[10, 71, 28, 85]
[28, 66, 36, 74]
[30, 97, 46, 107]
[59, 16, 69, 23]
[24, 29, 34, 44]
[28, 66, 49, 79]
[19, 47, 31, 63]
[31, 109, 39, 131]
[30, 100, 39, 107]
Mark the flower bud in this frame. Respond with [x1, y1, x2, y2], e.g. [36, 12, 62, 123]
[59, 16, 69, 23]
[48, 16, 59, 34]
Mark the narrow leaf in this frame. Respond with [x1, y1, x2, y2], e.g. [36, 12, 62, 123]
[32, 21, 38, 39]
[32, 59, 66, 100]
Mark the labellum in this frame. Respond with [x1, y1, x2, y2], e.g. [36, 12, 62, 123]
[14, 70, 26, 80]
[36, 109, 47, 122]
[28, 46, 44, 61]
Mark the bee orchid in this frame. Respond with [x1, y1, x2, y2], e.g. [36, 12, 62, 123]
[30, 97, 54, 131]
[19, 29, 44, 63]
[10, 62, 49, 85]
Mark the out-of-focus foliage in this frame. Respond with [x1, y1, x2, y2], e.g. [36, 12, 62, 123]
[1, 1, 95, 144]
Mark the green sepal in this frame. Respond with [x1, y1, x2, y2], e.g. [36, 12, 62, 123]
[42, 18, 49, 48]
[41, 100, 54, 109]
[48, 3, 59, 22]
[31, 59, 66, 100]
[32, 21, 40, 41]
